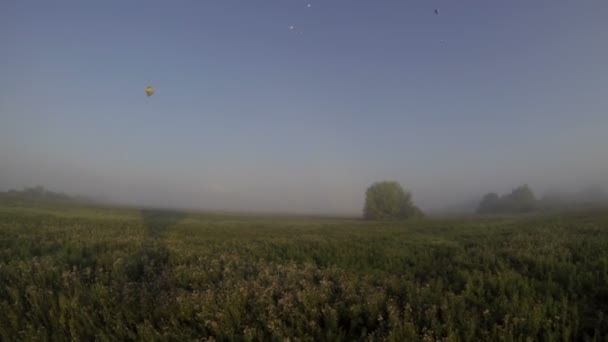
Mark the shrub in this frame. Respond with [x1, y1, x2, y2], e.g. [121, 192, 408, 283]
[364, 181, 424, 220]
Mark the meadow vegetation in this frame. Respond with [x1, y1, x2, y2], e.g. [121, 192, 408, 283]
[1, 197, 608, 340]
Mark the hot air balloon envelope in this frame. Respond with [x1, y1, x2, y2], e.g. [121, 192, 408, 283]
[145, 86, 155, 97]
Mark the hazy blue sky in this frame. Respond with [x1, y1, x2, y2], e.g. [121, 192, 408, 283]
[2, 1, 608, 214]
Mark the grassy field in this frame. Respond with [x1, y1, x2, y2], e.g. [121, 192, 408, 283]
[1, 198, 607, 341]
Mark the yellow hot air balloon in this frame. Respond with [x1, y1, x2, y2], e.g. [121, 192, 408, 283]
[145, 86, 155, 97]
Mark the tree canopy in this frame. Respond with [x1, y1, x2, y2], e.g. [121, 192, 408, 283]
[364, 181, 424, 220]
[477, 185, 538, 214]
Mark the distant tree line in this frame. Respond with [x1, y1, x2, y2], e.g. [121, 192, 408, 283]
[477, 185, 538, 214]
[477, 184, 608, 214]
[3, 186, 73, 201]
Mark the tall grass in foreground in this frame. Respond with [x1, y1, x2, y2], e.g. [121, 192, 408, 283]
[0, 201, 607, 340]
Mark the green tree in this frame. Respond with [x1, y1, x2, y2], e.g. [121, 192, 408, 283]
[477, 185, 538, 214]
[506, 184, 537, 212]
[477, 192, 500, 214]
[363, 181, 423, 220]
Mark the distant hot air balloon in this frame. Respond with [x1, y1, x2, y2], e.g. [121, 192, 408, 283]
[434, 9, 439, 15]
[145, 86, 155, 97]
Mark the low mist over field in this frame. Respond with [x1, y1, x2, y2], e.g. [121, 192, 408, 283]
[3, 150, 607, 215]
[2, 1, 608, 215]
